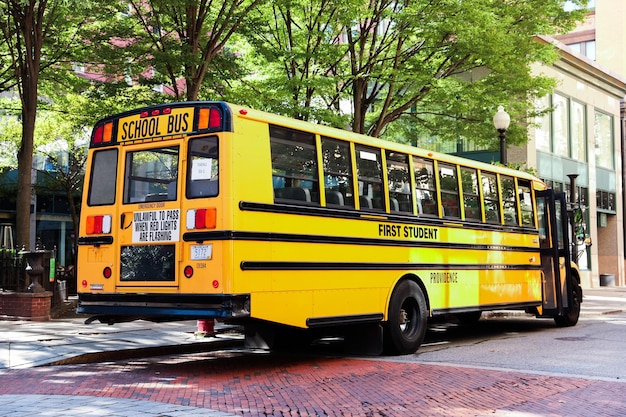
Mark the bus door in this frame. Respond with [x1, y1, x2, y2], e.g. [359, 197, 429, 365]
[118, 143, 182, 287]
[536, 189, 574, 316]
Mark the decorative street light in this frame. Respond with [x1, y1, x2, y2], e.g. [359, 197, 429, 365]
[493, 105, 511, 165]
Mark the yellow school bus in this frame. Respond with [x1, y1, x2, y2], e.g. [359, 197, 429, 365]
[77, 101, 582, 354]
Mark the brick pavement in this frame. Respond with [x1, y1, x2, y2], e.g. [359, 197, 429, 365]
[0, 352, 624, 416]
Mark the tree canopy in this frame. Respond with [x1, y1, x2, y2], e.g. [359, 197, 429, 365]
[233, 0, 587, 148]
[0, 0, 588, 248]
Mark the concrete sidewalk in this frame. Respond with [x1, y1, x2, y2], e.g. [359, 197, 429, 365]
[1, 287, 624, 370]
[0, 313, 243, 369]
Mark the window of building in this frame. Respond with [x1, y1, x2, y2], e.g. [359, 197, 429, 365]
[536, 94, 588, 162]
[571, 100, 587, 161]
[594, 111, 614, 169]
[535, 95, 551, 152]
[567, 41, 596, 60]
[597, 190, 616, 213]
[552, 94, 569, 157]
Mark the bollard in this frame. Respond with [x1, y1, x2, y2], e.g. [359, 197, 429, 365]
[196, 319, 215, 337]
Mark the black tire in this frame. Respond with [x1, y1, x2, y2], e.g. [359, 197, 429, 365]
[384, 280, 428, 355]
[554, 277, 582, 327]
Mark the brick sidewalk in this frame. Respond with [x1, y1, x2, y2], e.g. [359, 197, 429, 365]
[0, 353, 623, 416]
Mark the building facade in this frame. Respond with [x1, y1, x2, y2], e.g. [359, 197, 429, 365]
[508, 35, 626, 289]
[549, 1, 626, 287]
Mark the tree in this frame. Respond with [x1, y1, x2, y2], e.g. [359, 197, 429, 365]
[0, 0, 106, 249]
[231, 0, 355, 126]
[89, 0, 268, 102]
[240, 0, 587, 148]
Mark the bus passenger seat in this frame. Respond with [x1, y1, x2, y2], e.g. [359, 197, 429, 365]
[389, 197, 399, 212]
[360, 195, 373, 209]
[325, 190, 344, 206]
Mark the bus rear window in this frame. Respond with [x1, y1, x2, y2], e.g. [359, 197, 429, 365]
[187, 137, 219, 198]
[88, 149, 118, 206]
[124, 146, 179, 204]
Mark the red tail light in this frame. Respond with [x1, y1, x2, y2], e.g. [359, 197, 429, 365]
[86, 215, 112, 234]
[186, 208, 216, 230]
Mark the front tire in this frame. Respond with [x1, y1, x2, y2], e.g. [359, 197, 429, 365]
[384, 280, 428, 355]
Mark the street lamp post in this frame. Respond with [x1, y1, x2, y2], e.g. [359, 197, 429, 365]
[493, 105, 510, 165]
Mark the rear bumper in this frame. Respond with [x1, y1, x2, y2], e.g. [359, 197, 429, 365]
[77, 292, 250, 320]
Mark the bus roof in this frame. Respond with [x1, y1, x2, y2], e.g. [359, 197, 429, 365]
[92, 100, 543, 185]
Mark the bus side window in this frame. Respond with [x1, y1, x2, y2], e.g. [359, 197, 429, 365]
[322, 138, 355, 209]
[270, 125, 319, 204]
[501, 175, 518, 226]
[518, 179, 535, 227]
[413, 157, 438, 216]
[482, 172, 500, 223]
[439, 163, 460, 219]
[461, 167, 481, 221]
[356, 146, 385, 212]
[386, 151, 413, 214]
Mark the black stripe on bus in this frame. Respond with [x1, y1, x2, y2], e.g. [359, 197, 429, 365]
[183, 230, 538, 253]
[306, 314, 384, 328]
[433, 301, 540, 316]
[239, 261, 541, 271]
[239, 201, 535, 235]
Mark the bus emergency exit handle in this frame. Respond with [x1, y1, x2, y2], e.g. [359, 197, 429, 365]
[120, 213, 132, 230]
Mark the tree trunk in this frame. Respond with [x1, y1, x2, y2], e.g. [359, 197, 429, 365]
[15, 90, 38, 250]
[13, 1, 43, 250]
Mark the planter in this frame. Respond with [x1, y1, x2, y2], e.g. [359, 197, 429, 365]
[0, 291, 52, 321]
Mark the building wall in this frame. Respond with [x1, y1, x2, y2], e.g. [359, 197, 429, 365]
[520, 41, 626, 289]
[595, 1, 626, 78]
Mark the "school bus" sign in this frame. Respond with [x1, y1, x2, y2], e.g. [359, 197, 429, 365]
[118, 108, 194, 141]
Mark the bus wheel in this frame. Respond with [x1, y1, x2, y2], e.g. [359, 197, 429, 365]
[384, 280, 428, 355]
[554, 279, 582, 327]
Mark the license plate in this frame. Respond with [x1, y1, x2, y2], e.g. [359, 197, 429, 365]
[190, 244, 212, 260]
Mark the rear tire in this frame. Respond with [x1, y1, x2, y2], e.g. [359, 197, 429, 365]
[384, 280, 428, 355]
